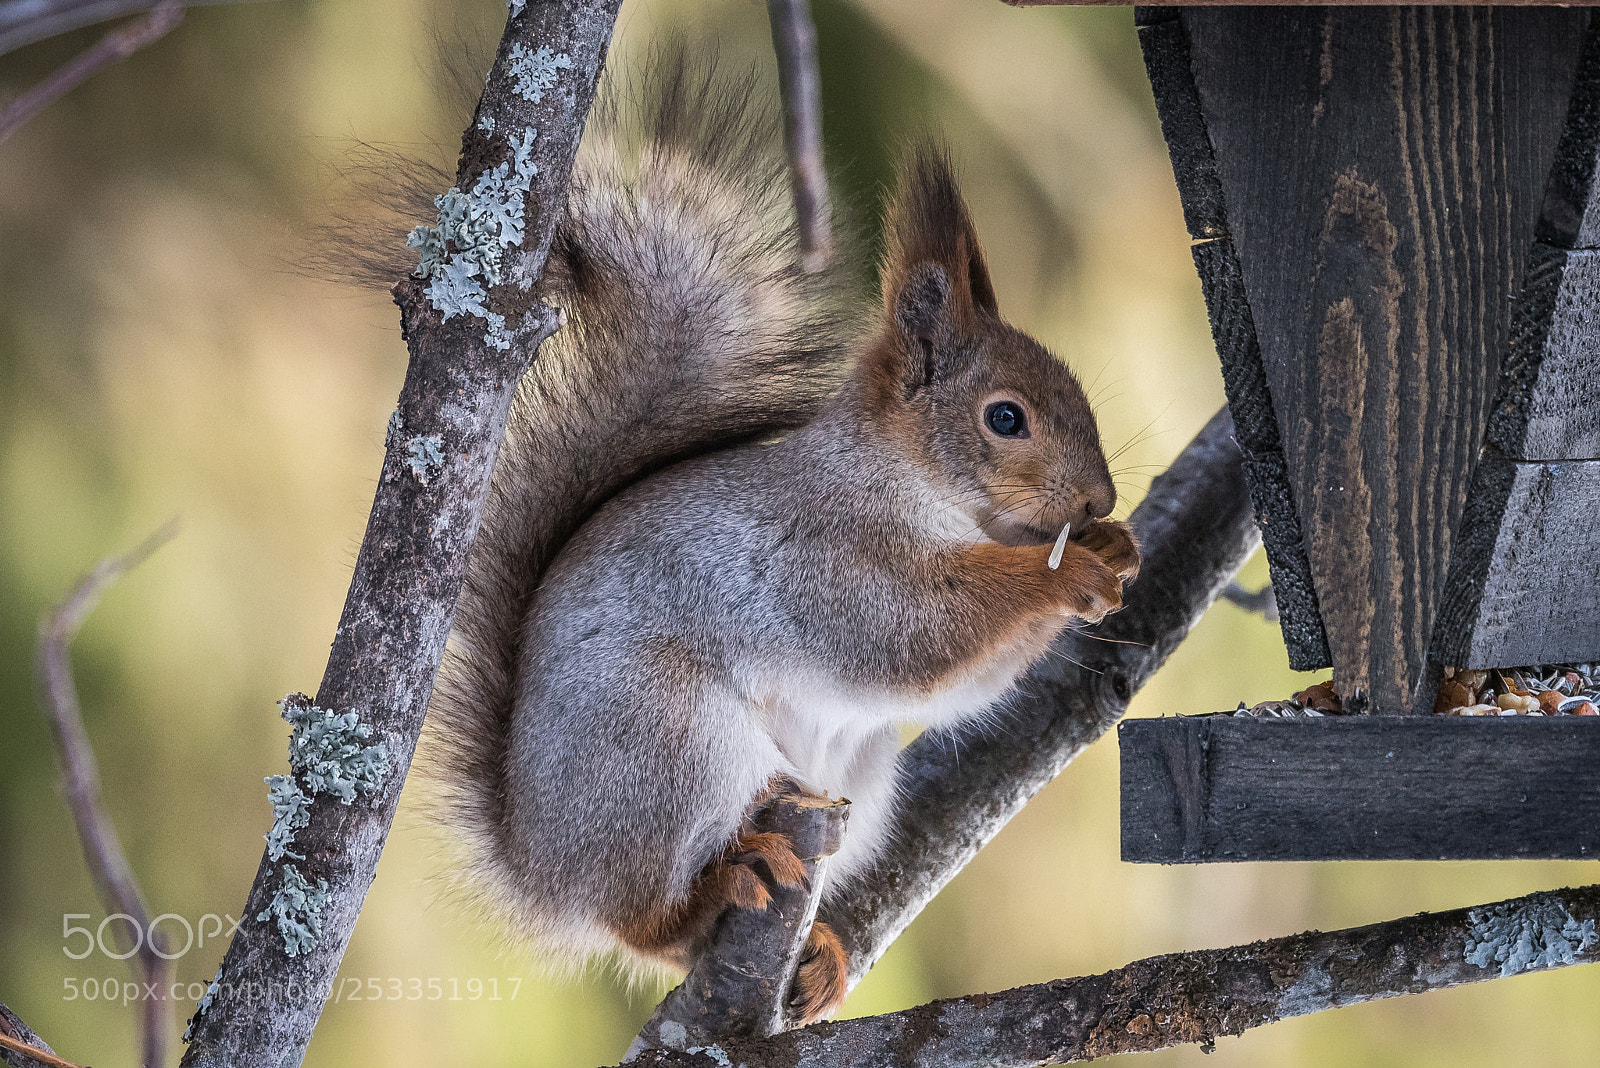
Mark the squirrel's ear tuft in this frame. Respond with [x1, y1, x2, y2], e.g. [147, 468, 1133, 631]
[879, 144, 999, 331]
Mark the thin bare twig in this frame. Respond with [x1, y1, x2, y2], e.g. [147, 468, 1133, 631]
[0, 1034, 83, 1068]
[628, 884, 1600, 1068]
[0, 0, 279, 58]
[0, 0, 183, 146]
[1222, 579, 1280, 621]
[630, 797, 849, 1058]
[766, 0, 831, 271]
[36, 521, 179, 1068]
[0, 1002, 79, 1068]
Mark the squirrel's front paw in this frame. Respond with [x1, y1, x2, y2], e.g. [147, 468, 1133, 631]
[1074, 520, 1141, 584]
[790, 920, 848, 1025]
[1061, 559, 1125, 624]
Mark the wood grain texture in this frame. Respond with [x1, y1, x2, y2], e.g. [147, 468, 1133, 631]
[1121, 715, 1600, 862]
[1138, 12, 1332, 669]
[1183, 7, 1586, 712]
[1434, 456, 1600, 667]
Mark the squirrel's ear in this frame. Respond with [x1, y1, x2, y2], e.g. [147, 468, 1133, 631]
[894, 262, 954, 387]
[879, 144, 999, 334]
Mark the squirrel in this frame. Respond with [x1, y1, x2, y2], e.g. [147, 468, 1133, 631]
[409, 58, 1141, 1025]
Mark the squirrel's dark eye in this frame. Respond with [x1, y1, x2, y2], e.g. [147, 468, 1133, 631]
[985, 401, 1028, 438]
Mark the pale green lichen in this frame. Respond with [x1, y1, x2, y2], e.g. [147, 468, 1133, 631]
[509, 44, 571, 104]
[507, 0, 525, 16]
[279, 694, 390, 803]
[182, 966, 222, 1043]
[258, 694, 389, 955]
[264, 774, 310, 861]
[1464, 895, 1597, 978]
[406, 434, 445, 484]
[258, 865, 331, 958]
[408, 129, 539, 324]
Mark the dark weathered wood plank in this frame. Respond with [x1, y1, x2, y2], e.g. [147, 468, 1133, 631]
[1180, 7, 1586, 713]
[1121, 715, 1600, 863]
[1431, 17, 1600, 670]
[1138, 11, 1332, 670]
[1538, 13, 1600, 252]
[1487, 16, 1600, 464]
[1434, 456, 1600, 668]
[1485, 243, 1600, 463]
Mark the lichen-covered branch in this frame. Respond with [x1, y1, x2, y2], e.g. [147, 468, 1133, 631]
[630, 798, 850, 1058]
[629, 884, 1600, 1068]
[178, 3, 622, 1065]
[821, 406, 1260, 986]
[0, 0, 183, 146]
[35, 524, 179, 1068]
[766, 0, 831, 271]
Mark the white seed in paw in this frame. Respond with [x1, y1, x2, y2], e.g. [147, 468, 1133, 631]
[1047, 521, 1072, 570]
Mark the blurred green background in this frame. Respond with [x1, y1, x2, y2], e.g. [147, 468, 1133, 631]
[1, 1, 1596, 1065]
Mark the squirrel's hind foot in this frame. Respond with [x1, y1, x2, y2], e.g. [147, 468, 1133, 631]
[790, 920, 848, 1024]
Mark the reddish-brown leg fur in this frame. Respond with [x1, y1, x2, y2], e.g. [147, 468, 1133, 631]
[612, 777, 849, 1024]
[791, 920, 848, 1023]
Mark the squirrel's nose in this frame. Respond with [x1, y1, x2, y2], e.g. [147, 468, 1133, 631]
[1067, 486, 1115, 530]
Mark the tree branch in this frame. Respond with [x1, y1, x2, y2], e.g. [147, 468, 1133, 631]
[628, 884, 1600, 1068]
[35, 522, 180, 1068]
[0, 1002, 79, 1068]
[178, 3, 622, 1065]
[630, 798, 850, 1057]
[821, 405, 1260, 986]
[0, 0, 183, 145]
[766, 0, 831, 271]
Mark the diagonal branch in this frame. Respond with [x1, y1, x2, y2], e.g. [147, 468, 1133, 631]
[627, 884, 1600, 1068]
[35, 521, 180, 1068]
[177, 3, 622, 1066]
[0, 0, 183, 145]
[766, 0, 831, 271]
[821, 405, 1260, 986]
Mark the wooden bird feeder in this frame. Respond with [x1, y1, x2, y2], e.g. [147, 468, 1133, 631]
[1118, 4, 1600, 862]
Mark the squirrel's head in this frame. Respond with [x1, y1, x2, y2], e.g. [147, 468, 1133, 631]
[862, 146, 1115, 546]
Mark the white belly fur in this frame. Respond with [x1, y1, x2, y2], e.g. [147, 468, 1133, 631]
[758, 624, 1060, 893]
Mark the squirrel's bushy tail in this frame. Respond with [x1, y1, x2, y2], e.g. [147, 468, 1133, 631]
[425, 55, 852, 943]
